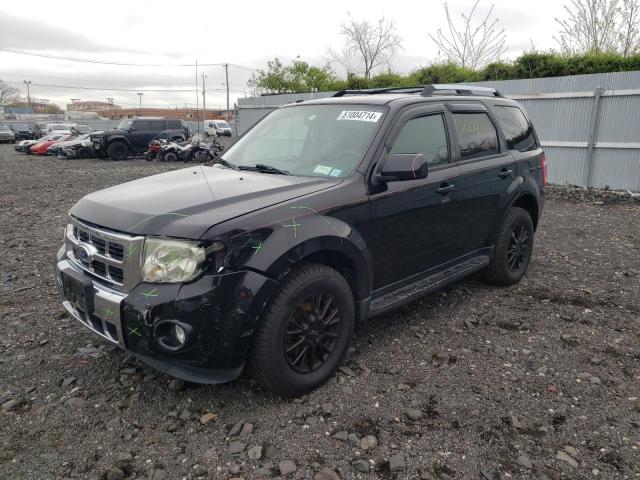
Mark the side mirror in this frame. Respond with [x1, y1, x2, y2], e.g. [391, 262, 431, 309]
[377, 153, 428, 182]
[128, 127, 137, 132]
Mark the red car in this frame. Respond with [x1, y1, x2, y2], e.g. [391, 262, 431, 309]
[29, 134, 72, 155]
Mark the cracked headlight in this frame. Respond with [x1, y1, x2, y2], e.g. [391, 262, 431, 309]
[141, 238, 210, 283]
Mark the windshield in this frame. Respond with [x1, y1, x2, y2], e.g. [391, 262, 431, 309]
[50, 124, 70, 130]
[12, 124, 30, 130]
[0, 126, 11, 131]
[220, 104, 385, 178]
[215, 121, 230, 129]
[117, 119, 134, 130]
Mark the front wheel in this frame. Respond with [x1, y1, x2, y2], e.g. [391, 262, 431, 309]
[485, 207, 534, 286]
[163, 151, 178, 162]
[107, 141, 128, 161]
[251, 263, 355, 397]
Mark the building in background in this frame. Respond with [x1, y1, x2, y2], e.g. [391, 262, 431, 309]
[99, 107, 233, 122]
[67, 99, 122, 112]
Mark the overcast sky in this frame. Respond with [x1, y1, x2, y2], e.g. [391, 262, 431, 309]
[0, 0, 567, 110]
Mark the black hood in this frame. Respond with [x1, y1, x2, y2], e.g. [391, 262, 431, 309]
[69, 165, 341, 239]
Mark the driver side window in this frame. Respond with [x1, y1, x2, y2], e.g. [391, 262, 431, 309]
[389, 114, 449, 167]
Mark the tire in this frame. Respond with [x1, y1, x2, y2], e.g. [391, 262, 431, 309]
[77, 147, 92, 159]
[163, 151, 178, 162]
[107, 141, 128, 161]
[485, 207, 535, 286]
[251, 263, 355, 397]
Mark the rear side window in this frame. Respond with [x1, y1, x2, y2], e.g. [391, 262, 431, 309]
[133, 120, 152, 130]
[389, 114, 449, 166]
[148, 120, 165, 130]
[452, 113, 499, 160]
[493, 106, 537, 152]
[166, 119, 181, 129]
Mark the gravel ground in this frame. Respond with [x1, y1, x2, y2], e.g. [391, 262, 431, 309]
[1, 144, 639, 480]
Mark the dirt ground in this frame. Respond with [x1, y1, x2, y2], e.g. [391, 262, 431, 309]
[0, 144, 639, 480]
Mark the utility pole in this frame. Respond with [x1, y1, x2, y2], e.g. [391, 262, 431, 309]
[195, 60, 200, 137]
[137, 92, 143, 111]
[201, 72, 207, 117]
[23, 80, 32, 119]
[224, 63, 230, 121]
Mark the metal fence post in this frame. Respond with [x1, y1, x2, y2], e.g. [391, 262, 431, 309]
[584, 86, 605, 188]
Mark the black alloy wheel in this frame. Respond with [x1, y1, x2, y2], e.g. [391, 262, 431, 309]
[506, 223, 530, 271]
[284, 292, 342, 373]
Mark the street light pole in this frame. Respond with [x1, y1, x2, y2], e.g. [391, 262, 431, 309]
[137, 92, 143, 111]
[224, 63, 230, 121]
[201, 72, 207, 116]
[23, 80, 32, 119]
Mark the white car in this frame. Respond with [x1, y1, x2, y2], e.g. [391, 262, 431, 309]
[0, 125, 16, 143]
[44, 123, 76, 135]
[204, 119, 232, 137]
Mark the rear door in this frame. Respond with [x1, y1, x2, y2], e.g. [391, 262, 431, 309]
[448, 102, 516, 254]
[367, 104, 464, 292]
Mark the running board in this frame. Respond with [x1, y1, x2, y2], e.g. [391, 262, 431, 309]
[369, 255, 490, 317]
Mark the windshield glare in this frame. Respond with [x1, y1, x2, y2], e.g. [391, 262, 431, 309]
[221, 104, 384, 178]
[117, 120, 133, 130]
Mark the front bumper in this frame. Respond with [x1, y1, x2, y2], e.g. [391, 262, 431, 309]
[55, 246, 278, 384]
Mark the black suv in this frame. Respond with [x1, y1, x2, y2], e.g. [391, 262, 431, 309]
[55, 84, 546, 397]
[91, 117, 189, 160]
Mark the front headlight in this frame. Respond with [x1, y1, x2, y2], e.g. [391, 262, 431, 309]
[141, 238, 210, 283]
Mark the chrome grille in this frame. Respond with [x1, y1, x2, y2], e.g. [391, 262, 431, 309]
[66, 217, 144, 292]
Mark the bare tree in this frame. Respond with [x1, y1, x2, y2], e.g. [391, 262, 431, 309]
[554, 0, 619, 54]
[0, 80, 20, 105]
[328, 17, 403, 78]
[618, 0, 640, 55]
[429, 1, 507, 69]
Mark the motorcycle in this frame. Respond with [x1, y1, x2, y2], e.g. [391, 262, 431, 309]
[145, 139, 167, 161]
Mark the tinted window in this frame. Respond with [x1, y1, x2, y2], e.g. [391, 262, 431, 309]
[166, 119, 180, 129]
[493, 106, 537, 152]
[453, 113, 500, 159]
[133, 121, 152, 130]
[149, 120, 165, 130]
[389, 114, 449, 166]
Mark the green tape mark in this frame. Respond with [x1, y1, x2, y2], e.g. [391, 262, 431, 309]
[283, 218, 301, 238]
[127, 244, 137, 258]
[251, 241, 263, 255]
[127, 326, 142, 337]
[141, 288, 158, 298]
[102, 306, 114, 320]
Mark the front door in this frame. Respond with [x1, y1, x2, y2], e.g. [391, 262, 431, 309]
[367, 105, 464, 293]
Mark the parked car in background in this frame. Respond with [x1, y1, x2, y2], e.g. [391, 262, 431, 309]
[0, 125, 16, 143]
[71, 125, 93, 135]
[14, 139, 39, 153]
[29, 134, 71, 155]
[91, 117, 189, 160]
[7, 122, 42, 140]
[58, 133, 97, 159]
[47, 134, 91, 156]
[204, 119, 232, 137]
[54, 84, 546, 397]
[45, 123, 75, 135]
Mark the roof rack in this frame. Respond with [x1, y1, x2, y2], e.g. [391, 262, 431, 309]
[332, 84, 502, 98]
[421, 84, 502, 97]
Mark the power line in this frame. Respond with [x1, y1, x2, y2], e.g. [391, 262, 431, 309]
[0, 48, 256, 70]
[2, 80, 244, 93]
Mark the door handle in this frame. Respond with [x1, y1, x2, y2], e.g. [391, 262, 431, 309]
[498, 169, 513, 179]
[437, 183, 456, 195]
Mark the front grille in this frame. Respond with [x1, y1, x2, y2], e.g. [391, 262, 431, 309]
[66, 217, 144, 292]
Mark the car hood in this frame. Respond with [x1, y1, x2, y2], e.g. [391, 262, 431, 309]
[69, 165, 341, 238]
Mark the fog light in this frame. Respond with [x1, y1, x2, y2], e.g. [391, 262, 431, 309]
[174, 325, 186, 345]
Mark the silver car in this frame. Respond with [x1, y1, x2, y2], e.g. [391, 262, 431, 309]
[0, 125, 16, 143]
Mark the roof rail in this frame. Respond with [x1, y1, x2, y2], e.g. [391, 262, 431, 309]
[332, 86, 425, 97]
[420, 84, 502, 97]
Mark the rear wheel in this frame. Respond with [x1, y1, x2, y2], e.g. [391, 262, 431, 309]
[251, 263, 354, 397]
[163, 151, 178, 162]
[77, 147, 92, 159]
[486, 207, 534, 286]
[107, 141, 128, 160]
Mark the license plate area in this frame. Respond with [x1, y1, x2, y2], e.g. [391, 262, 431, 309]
[61, 271, 94, 314]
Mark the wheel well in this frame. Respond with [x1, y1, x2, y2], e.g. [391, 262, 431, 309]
[294, 250, 363, 301]
[512, 194, 539, 230]
[107, 139, 130, 151]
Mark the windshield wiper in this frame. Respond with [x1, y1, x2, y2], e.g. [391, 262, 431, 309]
[211, 157, 238, 170]
[238, 164, 290, 175]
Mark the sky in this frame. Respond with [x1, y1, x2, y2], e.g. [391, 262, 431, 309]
[0, 0, 567, 110]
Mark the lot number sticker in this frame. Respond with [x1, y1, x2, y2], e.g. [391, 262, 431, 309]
[337, 111, 382, 122]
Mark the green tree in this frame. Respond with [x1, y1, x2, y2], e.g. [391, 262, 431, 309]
[248, 57, 340, 94]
